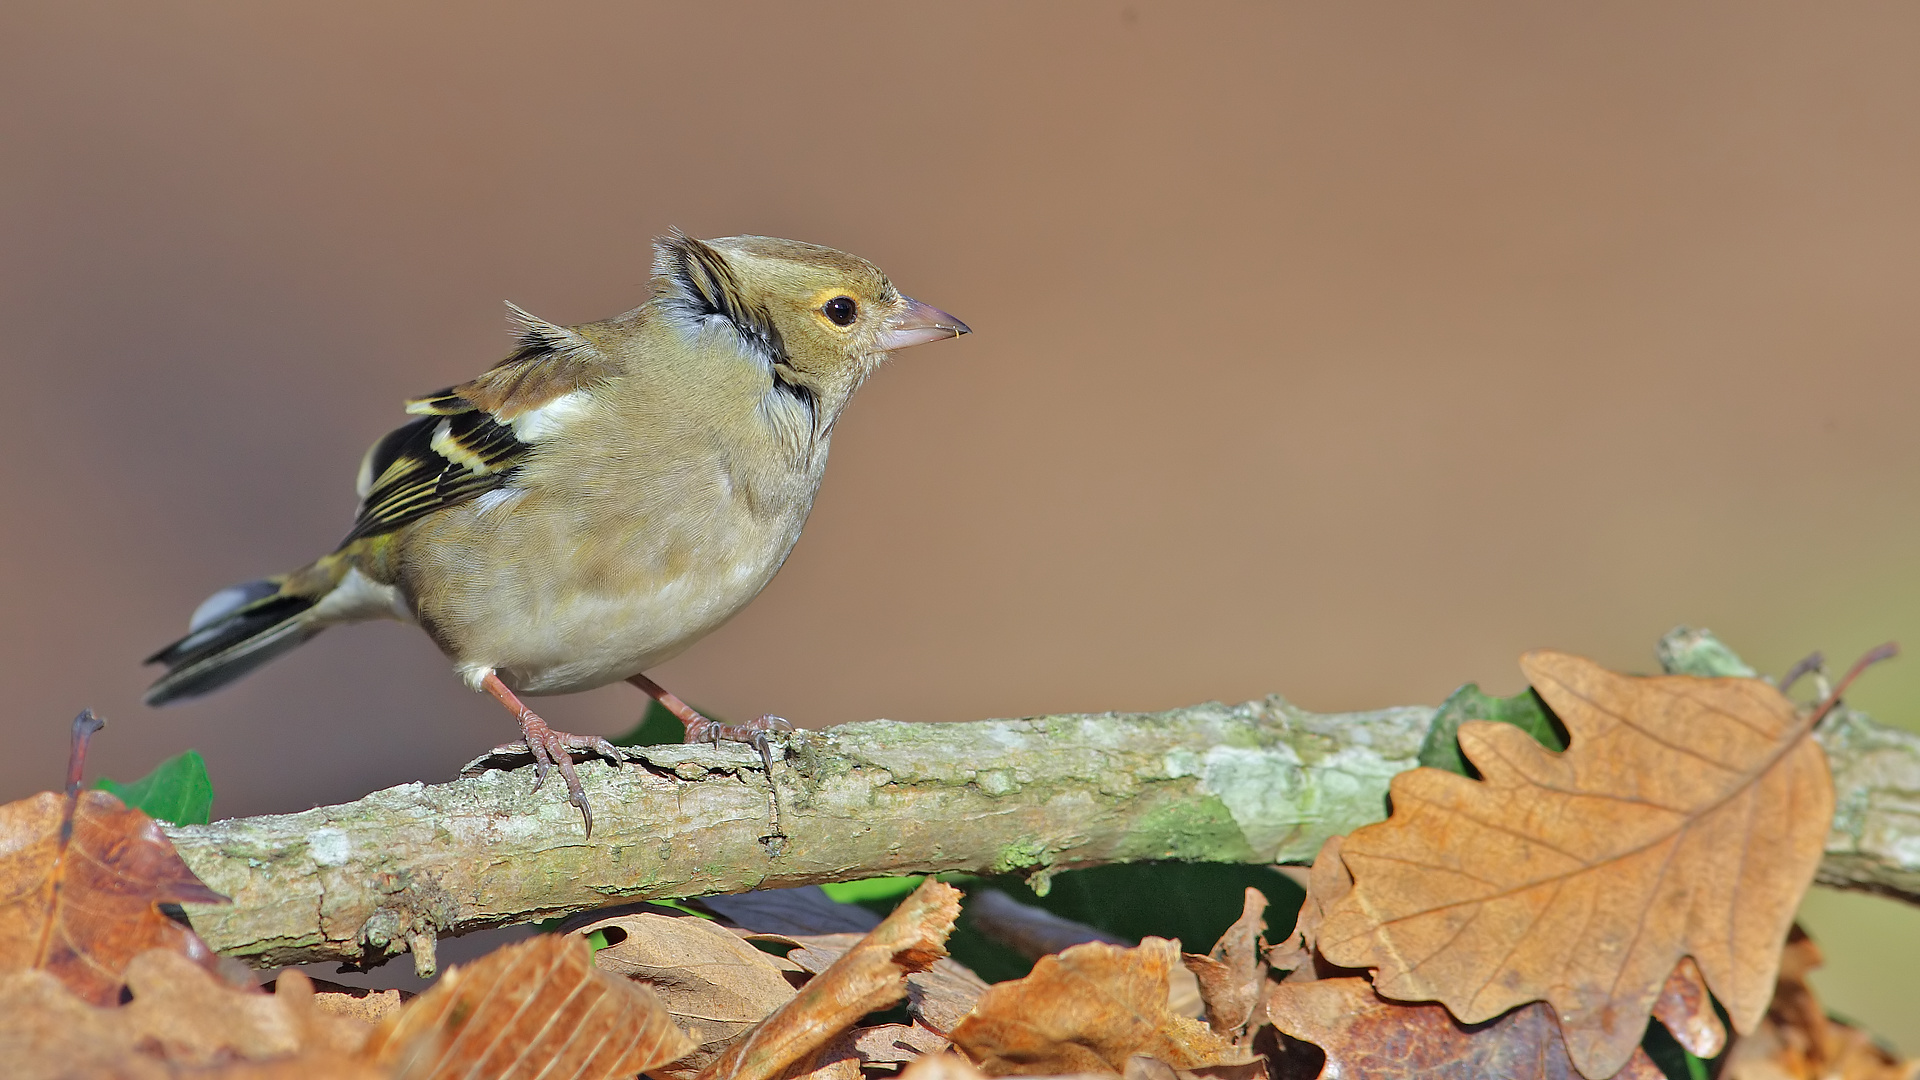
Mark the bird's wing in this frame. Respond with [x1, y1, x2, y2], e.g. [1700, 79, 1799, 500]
[342, 404, 528, 544]
[340, 303, 615, 545]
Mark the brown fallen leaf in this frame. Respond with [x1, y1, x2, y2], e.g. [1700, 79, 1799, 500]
[1123, 1055, 1266, 1080]
[948, 938, 1252, 1076]
[1318, 651, 1834, 1078]
[779, 932, 864, 977]
[1652, 957, 1726, 1060]
[1723, 925, 1918, 1080]
[0, 948, 379, 1080]
[363, 933, 693, 1080]
[699, 879, 963, 1080]
[0, 787, 227, 1005]
[310, 982, 411, 1027]
[900, 1053, 995, 1080]
[786, 1033, 865, 1080]
[782, 1022, 953, 1080]
[782, 930, 991, 1037]
[1183, 888, 1267, 1040]
[910, 955, 994, 1036]
[575, 910, 796, 1080]
[1270, 836, 1726, 1078]
[1267, 837, 1366, 986]
[850, 1020, 953, 1062]
[961, 890, 1203, 1020]
[174, 1062, 387, 1080]
[1266, 976, 1665, 1080]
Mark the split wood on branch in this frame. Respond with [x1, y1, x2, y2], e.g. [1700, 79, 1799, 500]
[165, 643, 1920, 977]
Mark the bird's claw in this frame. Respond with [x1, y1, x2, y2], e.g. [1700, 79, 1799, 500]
[685, 713, 792, 746]
[489, 716, 622, 838]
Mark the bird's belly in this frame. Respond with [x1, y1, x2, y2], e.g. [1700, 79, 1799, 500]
[405, 445, 822, 697]
[477, 552, 782, 695]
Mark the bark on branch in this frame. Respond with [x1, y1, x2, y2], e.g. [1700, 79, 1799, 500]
[166, 640, 1920, 977]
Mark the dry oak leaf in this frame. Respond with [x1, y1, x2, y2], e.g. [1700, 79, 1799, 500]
[900, 1053, 996, 1080]
[1651, 957, 1726, 1061]
[1317, 650, 1833, 1079]
[949, 938, 1252, 1077]
[785, 1030, 866, 1080]
[1722, 926, 1918, 1080]
[0, 949, 380, 1080]
[779, 929, 990, 1038]
[908, 955, 994, 1037]
[577, 910, 797, 1080]
[851, 1020, 953, 1062]
[896, 1051, 1121, 1080]
[0, 789, 227, 1005]
[1267, 836, 1368, 987]
[1183, 888, 1268, 1040]
[363, 933, 693, 1080]
[959, 891, 1202, 1021]
[306, 981, 411, 1028]
[1266, 976, 1664, 1080]
[781, 1023, 951, 1080]
[698, 879, 963, 1080]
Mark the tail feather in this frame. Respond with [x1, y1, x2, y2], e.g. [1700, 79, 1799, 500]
[145, 566, 339, 706]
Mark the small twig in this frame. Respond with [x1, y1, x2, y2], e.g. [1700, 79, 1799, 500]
[1811, 642, 1899, 725]
[65, 709, 105, 796]
[1778, 652, 1825, 697]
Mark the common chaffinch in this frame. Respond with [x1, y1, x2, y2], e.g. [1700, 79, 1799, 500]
[145, 232, 969, 833]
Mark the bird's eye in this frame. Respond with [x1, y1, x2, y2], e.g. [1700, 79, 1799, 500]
[823, 296, 858, 326]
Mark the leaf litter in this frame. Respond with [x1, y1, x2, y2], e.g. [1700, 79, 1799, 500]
[2, 642, 1917, 1080]
[948, 938, 1252, 1076]
[363, 933, 694, 1080]
[0, 711, 228, 1005]
[570, 909, 798, 1079]
[1317, 650, 1842, 1077]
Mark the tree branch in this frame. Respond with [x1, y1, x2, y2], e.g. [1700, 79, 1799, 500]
[165, 638, 1920, 977]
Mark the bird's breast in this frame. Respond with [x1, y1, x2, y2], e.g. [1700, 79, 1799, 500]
[405, 461, 818, 695]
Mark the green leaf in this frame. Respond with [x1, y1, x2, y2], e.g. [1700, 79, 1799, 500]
[820, 876, 926, 905]
[93, 749, 213, 825]
[612, 700, 688, 746]
[1417, 683, 1566, 778]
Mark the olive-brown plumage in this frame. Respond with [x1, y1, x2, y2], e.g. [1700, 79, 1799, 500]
[145, 233, 969, 832]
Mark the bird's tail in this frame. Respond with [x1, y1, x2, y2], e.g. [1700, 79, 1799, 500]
[143, 553, 353, 706]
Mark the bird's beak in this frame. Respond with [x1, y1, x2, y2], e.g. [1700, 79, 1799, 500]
[878, 296, 971, 351]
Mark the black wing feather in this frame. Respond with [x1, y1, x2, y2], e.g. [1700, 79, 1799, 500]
[341, 403, 530, 545]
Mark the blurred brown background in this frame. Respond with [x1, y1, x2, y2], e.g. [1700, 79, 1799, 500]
[3, 0, 1917, 1047]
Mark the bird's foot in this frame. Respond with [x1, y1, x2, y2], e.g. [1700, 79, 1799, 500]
[479, 672, 621, 837]
[626, 673, 793, 759]
[685, 712, 794, 749]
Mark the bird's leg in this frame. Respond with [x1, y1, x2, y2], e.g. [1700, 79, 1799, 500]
[625, 673, 794, 750]
[626, 673, 791, 835]
[480, 672, 621, 837]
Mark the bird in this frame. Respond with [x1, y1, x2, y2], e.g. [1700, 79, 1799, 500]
[144, 232, 970, 834]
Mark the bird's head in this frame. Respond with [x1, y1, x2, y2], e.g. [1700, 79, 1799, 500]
[651, 232, 969, 424]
